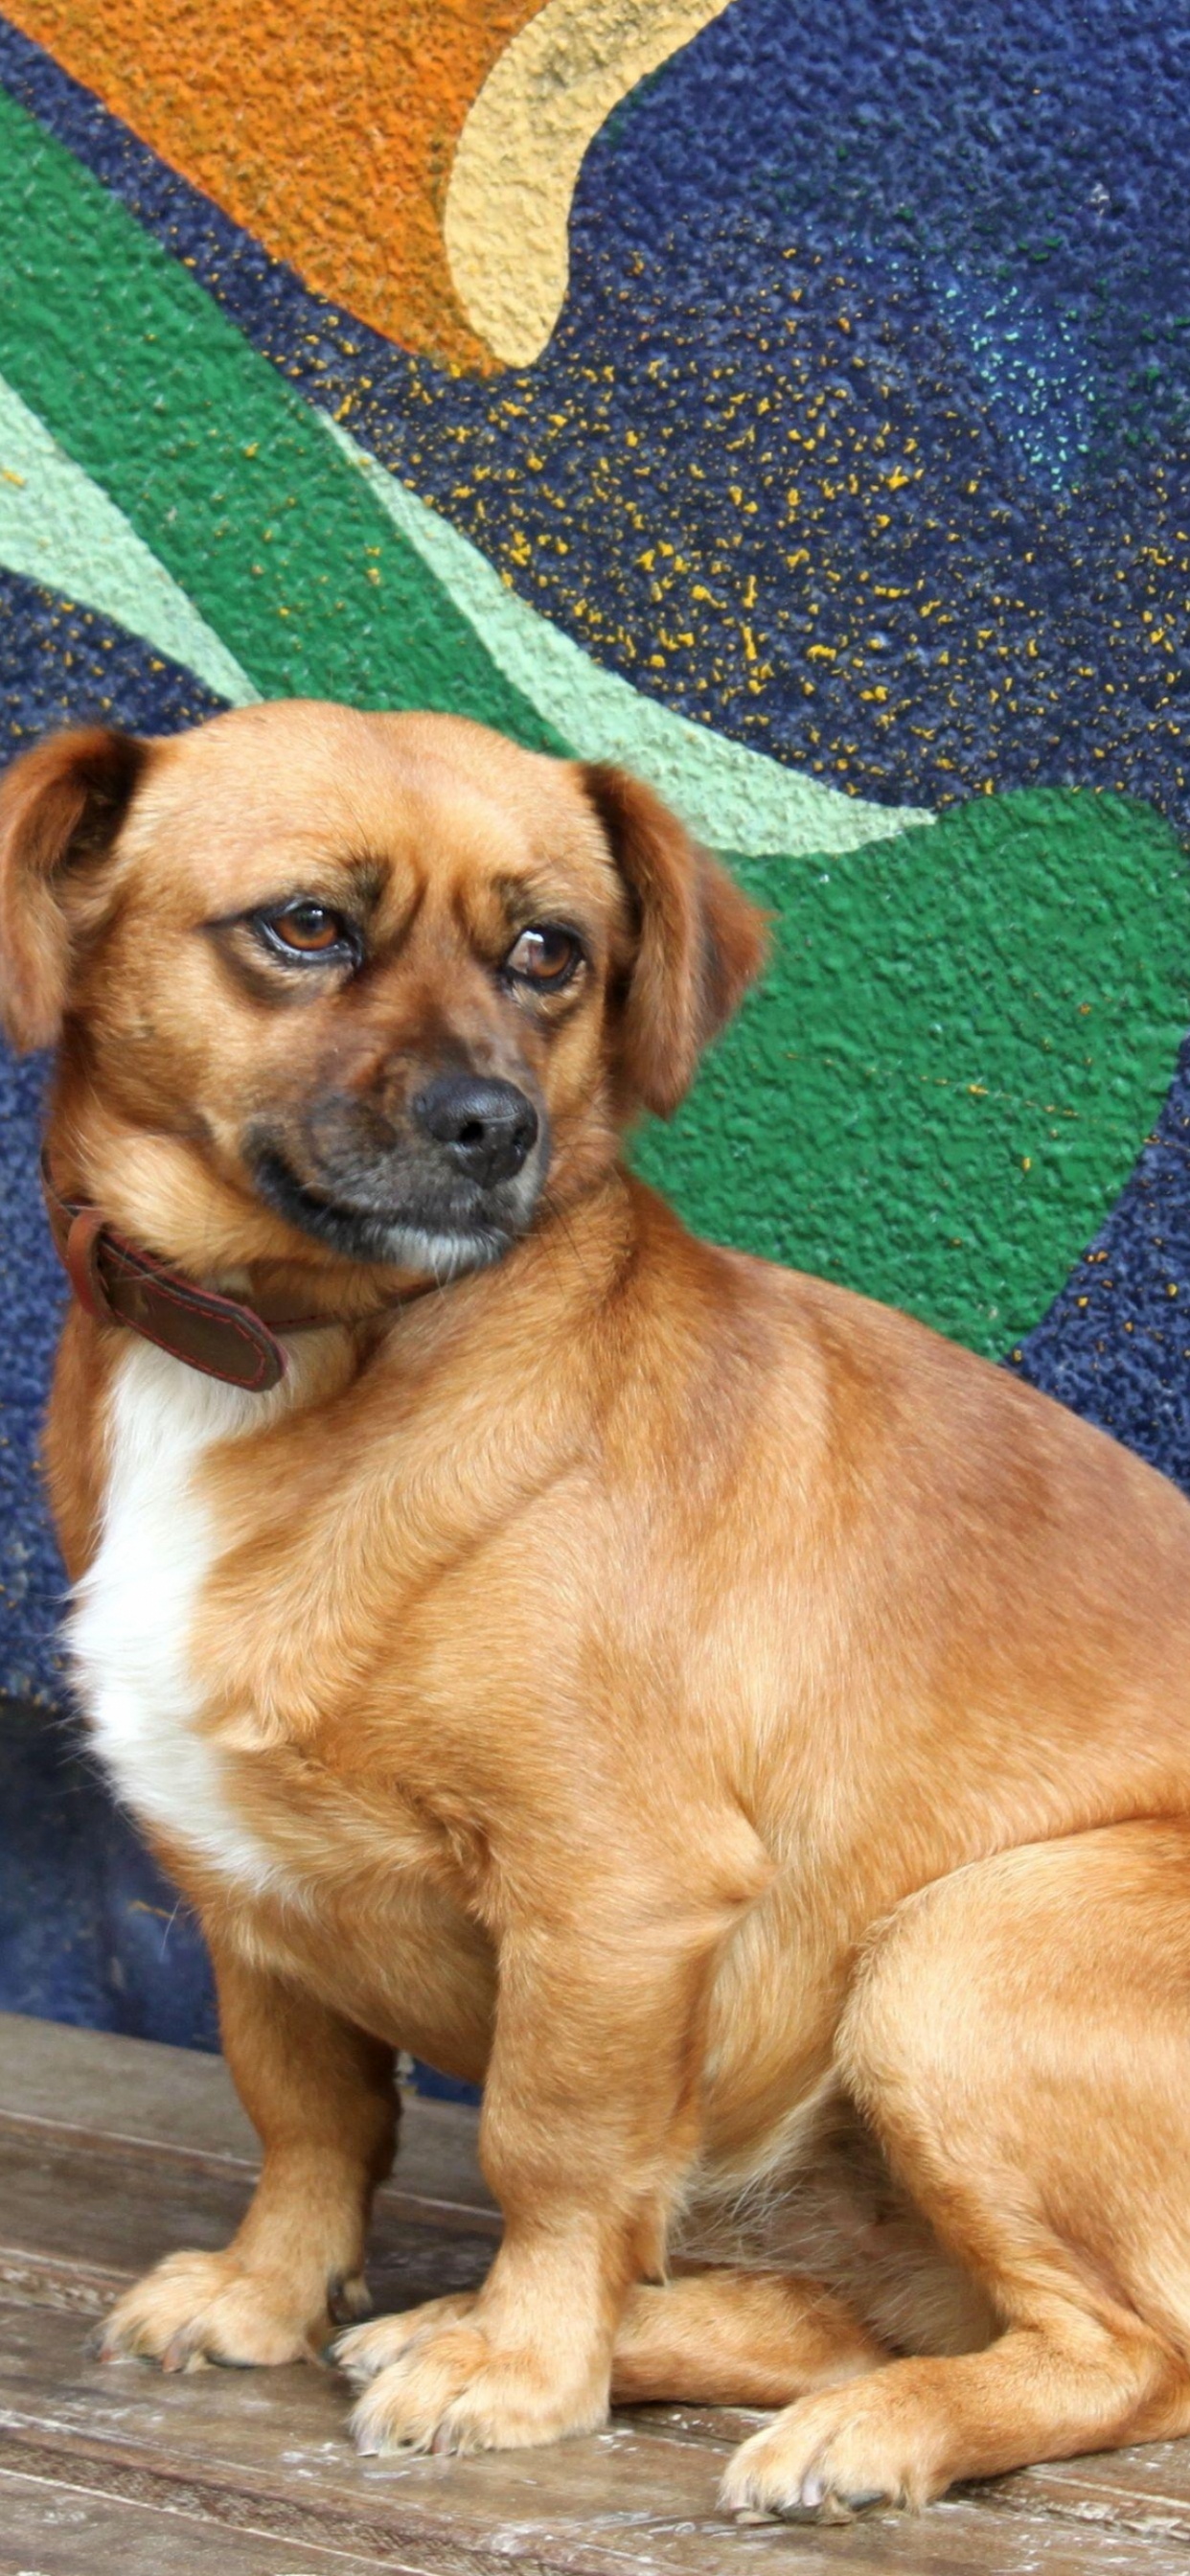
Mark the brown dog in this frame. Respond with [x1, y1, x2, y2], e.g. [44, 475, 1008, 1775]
[5, 699, 1190, 2522]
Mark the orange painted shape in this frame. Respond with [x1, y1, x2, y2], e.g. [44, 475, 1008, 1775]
[7, 0, 547, 369]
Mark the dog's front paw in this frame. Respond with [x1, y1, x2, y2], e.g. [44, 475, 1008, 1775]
[332, 2293, 479, 2384]
[340, 2310, 608, 2456]
[99, 2248, 367, 2372]
[721, 2371, 949, 2523]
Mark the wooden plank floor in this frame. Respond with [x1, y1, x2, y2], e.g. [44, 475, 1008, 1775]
[3, 2015, 1190, 2571]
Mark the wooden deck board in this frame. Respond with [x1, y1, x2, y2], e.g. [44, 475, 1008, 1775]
[0, 2463, 403, 2576]
[2, 2012, 1189, 2572]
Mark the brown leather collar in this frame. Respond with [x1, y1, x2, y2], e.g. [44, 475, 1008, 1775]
[42, 1160, 375, 1392]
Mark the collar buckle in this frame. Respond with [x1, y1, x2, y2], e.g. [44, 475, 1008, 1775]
[64, 1207, 117, 1324]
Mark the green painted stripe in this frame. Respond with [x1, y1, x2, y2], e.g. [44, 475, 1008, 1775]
[331, 421, 933, 856]
[634, 789, 1190, 1356]
[0, 371, 256, 702]
[0, 87, 563, 748]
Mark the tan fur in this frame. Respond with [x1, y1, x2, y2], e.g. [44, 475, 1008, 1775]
[7, 701, 1190, 2517]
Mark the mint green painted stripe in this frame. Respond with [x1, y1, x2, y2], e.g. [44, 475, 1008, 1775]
[0, 373, 256, 704]
[330, 423, 933, 856]
[0, 87, 563, 748]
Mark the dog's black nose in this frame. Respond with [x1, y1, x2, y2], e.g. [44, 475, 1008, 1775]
[411, 1075, 538, 1186]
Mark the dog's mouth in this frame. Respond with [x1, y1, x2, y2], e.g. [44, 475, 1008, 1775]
[250, 1148, 515, 1279]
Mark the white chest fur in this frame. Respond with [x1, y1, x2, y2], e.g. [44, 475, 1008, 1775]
[70, 1339, 300, 1899]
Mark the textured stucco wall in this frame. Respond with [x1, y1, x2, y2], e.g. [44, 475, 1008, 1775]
[1, 0, 1189, 2060]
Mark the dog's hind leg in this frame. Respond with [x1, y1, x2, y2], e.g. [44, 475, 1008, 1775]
[610, 2269, 887, 2405]
[722, 1819, 1190, 2522]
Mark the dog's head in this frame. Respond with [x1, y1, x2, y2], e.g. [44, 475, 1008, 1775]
[0, 703, 766, 1283]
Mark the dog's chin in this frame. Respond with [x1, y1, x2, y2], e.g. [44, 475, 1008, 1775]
[249, 1149, 518, 1280]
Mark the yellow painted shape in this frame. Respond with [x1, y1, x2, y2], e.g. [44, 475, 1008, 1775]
[5, 0, 548, 367]
[445, 0, 731, 366]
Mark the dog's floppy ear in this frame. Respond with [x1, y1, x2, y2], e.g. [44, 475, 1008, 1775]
[582, 763, 767, 1116]
[0, 726, 148, 1050]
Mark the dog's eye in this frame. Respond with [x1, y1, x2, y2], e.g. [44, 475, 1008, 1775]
[504, 925, 583, 990]
[261, 902, 353, 958]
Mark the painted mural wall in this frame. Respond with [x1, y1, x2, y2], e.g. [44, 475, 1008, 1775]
[1, 0, 1189, 2057]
